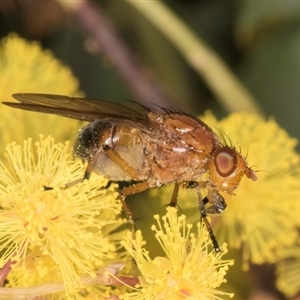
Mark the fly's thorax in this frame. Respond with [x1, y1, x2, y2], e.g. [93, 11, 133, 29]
[159, 113, 219, 155]
[208, 145, 256, 193]
[73, 121, 112, 161]
[138, 113, 221, 185]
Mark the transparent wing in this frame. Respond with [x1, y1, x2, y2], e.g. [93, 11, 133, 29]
[3, 93, 152, 122]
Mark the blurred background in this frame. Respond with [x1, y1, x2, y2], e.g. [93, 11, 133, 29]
[1, 0, 300, 143]
[1, 1, 300, 299]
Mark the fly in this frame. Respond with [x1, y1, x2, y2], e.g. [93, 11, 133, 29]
[3, 93, 257, 252]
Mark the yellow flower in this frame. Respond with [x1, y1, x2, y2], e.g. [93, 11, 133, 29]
[0, 136, 124, 296]
[276, 242, 300, 297]
[120, 207, 234, 300]
[200, 112, 300, 269]
[0, 33, 83, 147]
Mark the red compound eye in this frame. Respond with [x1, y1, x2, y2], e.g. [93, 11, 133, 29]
[214, 147, 237, 177]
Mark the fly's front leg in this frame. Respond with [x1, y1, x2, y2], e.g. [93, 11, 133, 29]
[205, 190, 227, 215]
[204, 180, 227, 215]
[194, 184, 221, 253]
[197, 180, 227, 215]
[168, 181, 220, 252]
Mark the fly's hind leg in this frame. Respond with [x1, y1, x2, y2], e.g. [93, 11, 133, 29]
[100, 144, 151, 239]
[83, 143, 139, 180]
[70, 141, 150, 239]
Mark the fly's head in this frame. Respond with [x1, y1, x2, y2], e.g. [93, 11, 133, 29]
[208, 145, 257, 194]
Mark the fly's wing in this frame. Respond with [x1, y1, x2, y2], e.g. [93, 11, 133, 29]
[3, 93, 152, 123]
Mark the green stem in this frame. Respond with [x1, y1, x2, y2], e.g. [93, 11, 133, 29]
[126, 0, 262, 114]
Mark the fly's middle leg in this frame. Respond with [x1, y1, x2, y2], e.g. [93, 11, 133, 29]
[119, 181, 150, 238]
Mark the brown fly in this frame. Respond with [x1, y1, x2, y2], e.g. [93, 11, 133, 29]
[3, 94, 257, 252]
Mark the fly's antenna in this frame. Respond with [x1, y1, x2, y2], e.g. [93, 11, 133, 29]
[253, 168, 273, 176]
[243, 147, 249, 159]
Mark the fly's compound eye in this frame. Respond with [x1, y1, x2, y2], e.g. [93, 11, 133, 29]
[214, 146, 237, 177]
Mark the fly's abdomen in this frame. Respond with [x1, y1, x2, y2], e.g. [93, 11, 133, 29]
[73, 121, 147, 181]
[73, 121, 111, 161]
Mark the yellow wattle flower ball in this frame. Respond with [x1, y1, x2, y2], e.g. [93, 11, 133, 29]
[121, 207, 234, 300]
[202, 112, 300, 269]
[0, 136, 125, 297]
[0, 33, 84, 148]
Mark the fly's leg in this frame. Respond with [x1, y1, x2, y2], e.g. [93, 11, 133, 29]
[168, 183, 180, 207]
[204, 191, 227, 215]
[119, 181, 150, 237]
[100, 145, 152, 239]
[168, 181, 199, 207]
[203, 196, 209, 205]
[168, 181, 221, 253]
[67, 142, 149, 238]
[102, 144, 138, 179]
[82, 144, 138, 180]
[195, 185, 221, 253]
